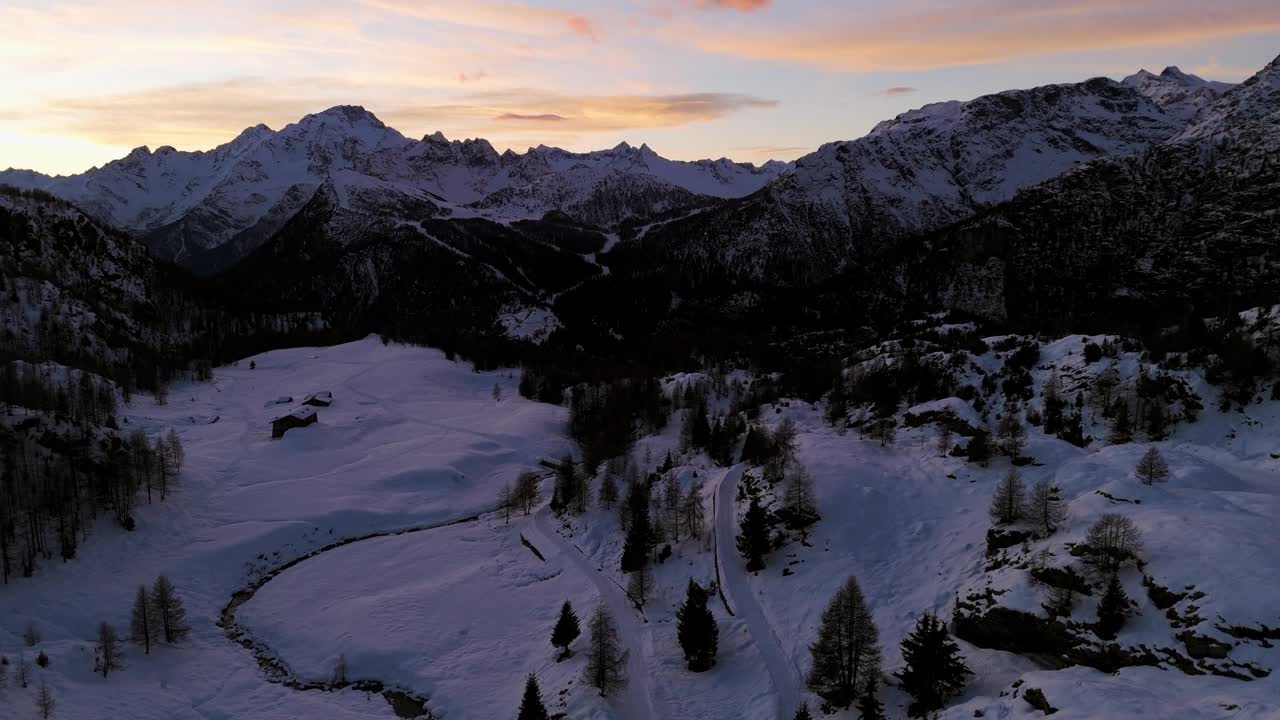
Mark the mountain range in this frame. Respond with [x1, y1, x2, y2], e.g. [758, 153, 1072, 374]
[4, 58, 1277, 357]
[1, 109, 788, 273]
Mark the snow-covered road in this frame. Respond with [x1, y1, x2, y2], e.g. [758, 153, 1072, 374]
[529, 509, 666, 720]
[714, 465, 804, 719]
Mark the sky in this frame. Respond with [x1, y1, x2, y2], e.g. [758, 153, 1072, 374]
[1, 0, 1279, 175]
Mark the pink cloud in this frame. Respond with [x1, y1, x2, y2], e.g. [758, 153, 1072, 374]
[679, 0, 1280, 72]
[566, 14, 599, 40]
[882, 86, 917, 95]
[495, 112, 566, 121]
[699, 0, 771, 12]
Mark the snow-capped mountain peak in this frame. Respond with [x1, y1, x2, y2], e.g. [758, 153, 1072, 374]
[0, 109, 790, 269]
[1121, 65, 1234, 121]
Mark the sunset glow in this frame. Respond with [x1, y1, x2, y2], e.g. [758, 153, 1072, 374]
[2, 0, 1277, 174]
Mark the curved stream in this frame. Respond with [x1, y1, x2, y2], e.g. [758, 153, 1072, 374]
[217, 514, 482, 719]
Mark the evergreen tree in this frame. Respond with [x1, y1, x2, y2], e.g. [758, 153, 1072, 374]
[967, 430, 993, 466]
[806, 575, 881, 710]
[1145, 398, 1169, 440]
[1110, 399, 1134, 444]
[1059, 409, 1087, 447]
[894, 613, 971, 717]
[675, 579, 719, 672]
[129, 585, 156, 654]
[1027, 480, 1067, 535]
[1096, 573, 1130, 639]
[552, 455, 578, 512]
[989, 469, 1026, 525]
[628, 563, 654, 609]
[599, 471, 619, 509]
[17, 652, 29, 688]
[662, 473, 682, 541]
[620, 481, 651, 573]
[1135, 447, 1169, 485]
[95, 621, 122, 679]
[1043, 372, 1066, 436]
[583, 606, 627, 696]
[150, 575, 191, 644]
[857, 678, 886, 720]
[736, 496, 770, 572]
[792, 703, 814, 720]
[516, 673, 550, 720]
[997, 405, 1027, 458]
[740, 425, 772, 465]
[689, 399, 712, 452]
[551, 600, 581, 659]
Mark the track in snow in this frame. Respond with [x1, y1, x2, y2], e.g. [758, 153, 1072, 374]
[714, 465, 803, 719]
[529, 509, 665, 720]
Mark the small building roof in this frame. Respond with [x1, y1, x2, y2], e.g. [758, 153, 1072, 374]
[273, 407, 317, 423]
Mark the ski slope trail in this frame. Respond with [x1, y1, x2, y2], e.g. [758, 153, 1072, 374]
[530, 509, 664, 720]
[715, 465, 804, 719]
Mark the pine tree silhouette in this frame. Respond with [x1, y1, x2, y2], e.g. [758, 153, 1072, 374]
[516, 673, 550, 720]
[676, 579, 719, 672]
[1096, 573, 1130, 639]
[894, 612, 971, 717]
[736, 496, 770, 572]
[551, 600, 581, 660]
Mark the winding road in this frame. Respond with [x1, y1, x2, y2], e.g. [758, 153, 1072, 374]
[714, 465, 804, 719]
[528, 508, 667, 720]
[221, 464, 800, 720]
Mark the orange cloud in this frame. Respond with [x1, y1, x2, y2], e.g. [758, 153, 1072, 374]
[698, 0, 771, 12]
[678, 0, 1280, 71]
[495, 112, 566, 121]
[363, 0, 603, 40]
[566, 15, 599, 40]
[882, 87, 917, 95]
[12, 78, 777, 151]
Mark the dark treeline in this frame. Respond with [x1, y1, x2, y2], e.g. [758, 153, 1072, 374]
[0, 363, 184, 584]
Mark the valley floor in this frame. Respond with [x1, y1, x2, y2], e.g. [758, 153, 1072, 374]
[2, 337, 1278, 720]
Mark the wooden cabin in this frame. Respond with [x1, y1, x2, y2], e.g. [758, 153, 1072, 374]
[271, 407, 318, 439]
[302, 391, 333, 407]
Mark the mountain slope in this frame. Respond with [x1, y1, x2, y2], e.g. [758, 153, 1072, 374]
[616, 76, 1188, 291]
[907, 55, 1280, 330]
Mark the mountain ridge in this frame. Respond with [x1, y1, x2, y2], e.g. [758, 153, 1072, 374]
[0, 106, 791, 270]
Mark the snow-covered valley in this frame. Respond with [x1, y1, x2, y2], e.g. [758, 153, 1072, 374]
[3, 334, 1278, 719]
